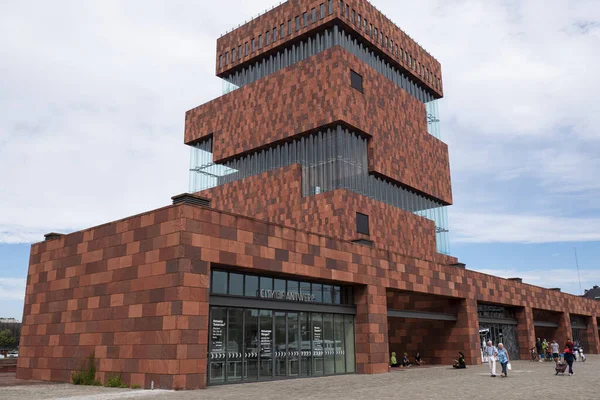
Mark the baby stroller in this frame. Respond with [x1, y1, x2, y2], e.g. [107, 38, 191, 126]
[555, 361, 568, 375]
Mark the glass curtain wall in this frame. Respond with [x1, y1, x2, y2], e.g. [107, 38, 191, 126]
[190, 128, 451, 254]
[220, 25, 436, 106]
[208, 307, 355, 384]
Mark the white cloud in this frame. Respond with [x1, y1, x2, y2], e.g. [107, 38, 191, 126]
[0, 278, 26, 301]
[0, 0, 599, 247]
[472, 268, 600, 296]
[452, 212, 600, 244]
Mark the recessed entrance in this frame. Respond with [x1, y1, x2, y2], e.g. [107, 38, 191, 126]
[208, 307, 355, 384]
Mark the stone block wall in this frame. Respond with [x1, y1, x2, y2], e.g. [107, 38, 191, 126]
[216, 0, 443, 96]
[186, 46, 452, 204]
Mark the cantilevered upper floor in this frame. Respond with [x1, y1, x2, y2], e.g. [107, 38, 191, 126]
[216, 0, 443, 98]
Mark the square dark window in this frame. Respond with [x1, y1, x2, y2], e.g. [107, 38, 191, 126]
[350, 70, 363, 93]
[356, 212, 369, 235]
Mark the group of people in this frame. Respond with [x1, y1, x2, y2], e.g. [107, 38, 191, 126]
[483, 341, 511, 377]
[390, 352, 426, 368]
[534, 338, 563, 362]
[533, 337, 578, 375]
[392, 337, 581, 376]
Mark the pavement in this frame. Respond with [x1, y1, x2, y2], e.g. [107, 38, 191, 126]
[3, 355, 600, 400]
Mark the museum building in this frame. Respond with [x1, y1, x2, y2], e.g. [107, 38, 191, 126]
[17, 0, 600, 390]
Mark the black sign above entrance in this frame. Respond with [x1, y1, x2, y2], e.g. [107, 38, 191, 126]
[260, 289, 315, 302]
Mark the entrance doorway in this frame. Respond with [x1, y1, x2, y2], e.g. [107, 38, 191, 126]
[208, 306, 355, 384]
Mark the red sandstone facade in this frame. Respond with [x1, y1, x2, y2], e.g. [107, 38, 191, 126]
[17, 0, 600, 390]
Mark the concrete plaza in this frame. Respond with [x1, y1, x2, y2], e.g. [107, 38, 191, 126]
[4, 356, 600, 400]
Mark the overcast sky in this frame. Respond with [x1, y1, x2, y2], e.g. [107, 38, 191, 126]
[1, 0, 600, 319]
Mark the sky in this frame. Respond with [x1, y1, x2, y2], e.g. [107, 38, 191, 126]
[1, 0, 599, 320]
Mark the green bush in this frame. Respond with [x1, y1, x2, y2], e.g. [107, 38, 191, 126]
[131, 384, 141, 389]
[71, 353, 100, 386]
[104, 374, 126, 388]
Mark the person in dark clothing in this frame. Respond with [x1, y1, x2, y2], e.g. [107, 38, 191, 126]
[453, 352, 466, 369]
[563, 346, 575, 376]
[535, 338, 542, 361]
[401, 352, 411, 367]
[415, 352, 426, 365]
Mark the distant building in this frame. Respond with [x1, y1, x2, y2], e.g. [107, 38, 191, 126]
[0, 318, 20, 324]
[583, 285, 600, 300]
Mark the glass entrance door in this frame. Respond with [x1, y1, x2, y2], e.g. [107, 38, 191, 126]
[208, 306, 355, 385]
[274, 312, 287, 377]
[288, 312, 300, 376]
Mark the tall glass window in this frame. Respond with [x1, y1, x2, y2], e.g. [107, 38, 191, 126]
[323, 313, 335, 374]
[209, 307, 226, 383]
[209, 307, 355, 384]
[344, 315, 355, 372]
[245, 275, 259, 297]
[244, 309, 259, 381]
[334, 314, 345, 373]
[212, 271, 227, 294]
[227, 308, 243, 382]
[300, 312, 311, 376]
[229, 273, 243, 296]
[259, 310, 273, 380]
[311, 312, 324, 376]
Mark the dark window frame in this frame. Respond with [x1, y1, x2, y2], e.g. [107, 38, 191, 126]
[356, 212, 369, 235]
[350, 70, 363, 93]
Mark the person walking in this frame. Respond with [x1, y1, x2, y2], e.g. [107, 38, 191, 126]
[563, 345, 575, 376]
[536, 338, 542, 362]
[542, 339, 548, 361]
[550, 339, 560, 362]
[484, 340, 498, 377]
[497, 343, 510, 377]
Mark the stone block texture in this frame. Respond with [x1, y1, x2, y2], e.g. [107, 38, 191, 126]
[18, 204, 600, 388]
[187, 46, 452, 204]
[216, 0, 443, 97]
[198, 165, 446, 263]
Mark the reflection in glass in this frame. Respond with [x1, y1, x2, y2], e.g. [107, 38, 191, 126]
[311, 313, 324, 376]
[227, 308, 243, 382]
[333, 286, 341, 304]
[260, 277, 273, 292]
[209, 307, 355, 384]
[244, 309, 259, 381]
[274, 279, 286, 292]
[313, 284, 323, 303]
[229, 273, 244, 296]
[245, 275, 259, 297]
[300, 312, 311, 376]
[323, 285, 333, 303]
[334, 314, 345, 373]
[209, 307, 226, 383]
[275, 312, 287, 377]
[287, 281, 299, 295]
[288, 313, 299, 376]
[344, 315, 355, 373]
[323, 314, 335, 374]
[300, 281, 311, 298]
[212, 271, 228, 294]
[259, 310, 273, 380]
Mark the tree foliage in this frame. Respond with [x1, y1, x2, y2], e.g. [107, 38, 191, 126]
[0, 329, 17, 348]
